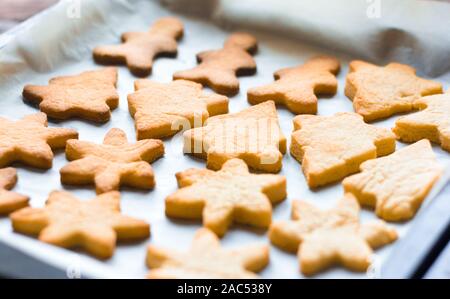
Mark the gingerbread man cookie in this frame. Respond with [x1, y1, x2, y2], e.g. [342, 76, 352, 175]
[10, 190, 150, 259]
[0, 113, 78, 169]
[248, 56, 340, 114]
[345, 60, 442, 121]
[23, 68, 119, 123]
[94, 17, 183, 77]
[343, 140, 442, 221]
[290, 112, 395, 188]
[146, 228, 269, 278]
[269, 194, 397, 275]
[393, 91, 450, 152]
[127, 79, 228, 139]
[184, 101, 286, 173]
[173, 32, 257, 96]
[165, 159, 286, 236]
[60, 128, 164, 194]
[0, 168, 29, 214]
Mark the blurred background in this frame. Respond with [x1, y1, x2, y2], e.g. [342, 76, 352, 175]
[0, 0, 57, 32]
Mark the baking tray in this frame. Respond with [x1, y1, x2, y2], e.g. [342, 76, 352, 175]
[0, 0, 449, 279]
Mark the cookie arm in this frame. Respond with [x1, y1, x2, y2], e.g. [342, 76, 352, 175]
[360, 220, 397, 249]
[230, 244, 269, 272]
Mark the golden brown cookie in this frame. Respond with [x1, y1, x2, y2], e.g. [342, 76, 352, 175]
[93, 17, 183, 77]
[345, 60, 442, 121]
[166, 159, 286, 236]
[10, 190, 150, 259]
[184, 101, 286, 173]
[269, 194, 397, 276]
[0, 168, 29, 214]
[343, 140, 442, 221]
[248, 56, 340, 114]
[0, 113, 78, 169]
[290, 112, 395, 188]
[23, 68, 119, 123]
[146, 228, 269, 278]
[393, 91, 450, 152]
[173, 32, 257, 96]
[60, 128, 164, 194]
[127, 79, 228, 140]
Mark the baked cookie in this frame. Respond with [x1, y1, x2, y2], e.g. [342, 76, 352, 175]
[393, 91, 450, 152]
[173, 32, 257, 96]
[343, 140, 442, 221]
[128, 79, 228, 139]
[184, 101, 286, 173]
[60, 128, 164, 194]
[146, 228, 269, 278]
[345, 60, 442, 121]
[166, 159, 286, 236]
[0, 168, 29, 214]
[269, 193, 397, 276]
[0, 113, 78, 169]
[10, 190, 150, 259]
[290, 112, 395, 188]
[248, 56, 340, 114]
[23, 68, 119, 123]
[93, 17, 183, 77]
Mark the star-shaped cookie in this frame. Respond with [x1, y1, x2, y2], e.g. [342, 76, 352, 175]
[60, 128, 164, 194]
[393, 91, 450, 152]
[345, 60, 442, 121]
[269, 194, 397, 275]
[146, 228, 269, 278]
[10, 190, 150, 259]
[128, 79, 229, 140]
[0, 168, 29, 214]
[165, 159, 286, 236]
[343, 140, 442, 221]
[23, 68, 119, 123]
[184, 101, 286, 173]
[0, 113, 78, 169]
[248, 56, 340, 114]
[173, 32, 257, 95]
[291, 112, 395, 188]
[94, 17, 183, 77]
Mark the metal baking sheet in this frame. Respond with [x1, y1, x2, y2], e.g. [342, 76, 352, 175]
[0, 0, 449, 279]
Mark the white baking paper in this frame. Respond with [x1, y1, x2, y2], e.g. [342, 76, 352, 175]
[0, 0, 449, 278]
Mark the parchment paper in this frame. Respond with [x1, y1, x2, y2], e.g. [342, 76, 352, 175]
[0, 0, 449, 278]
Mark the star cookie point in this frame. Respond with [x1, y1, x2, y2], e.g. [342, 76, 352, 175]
[0, 168, 29, 214]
